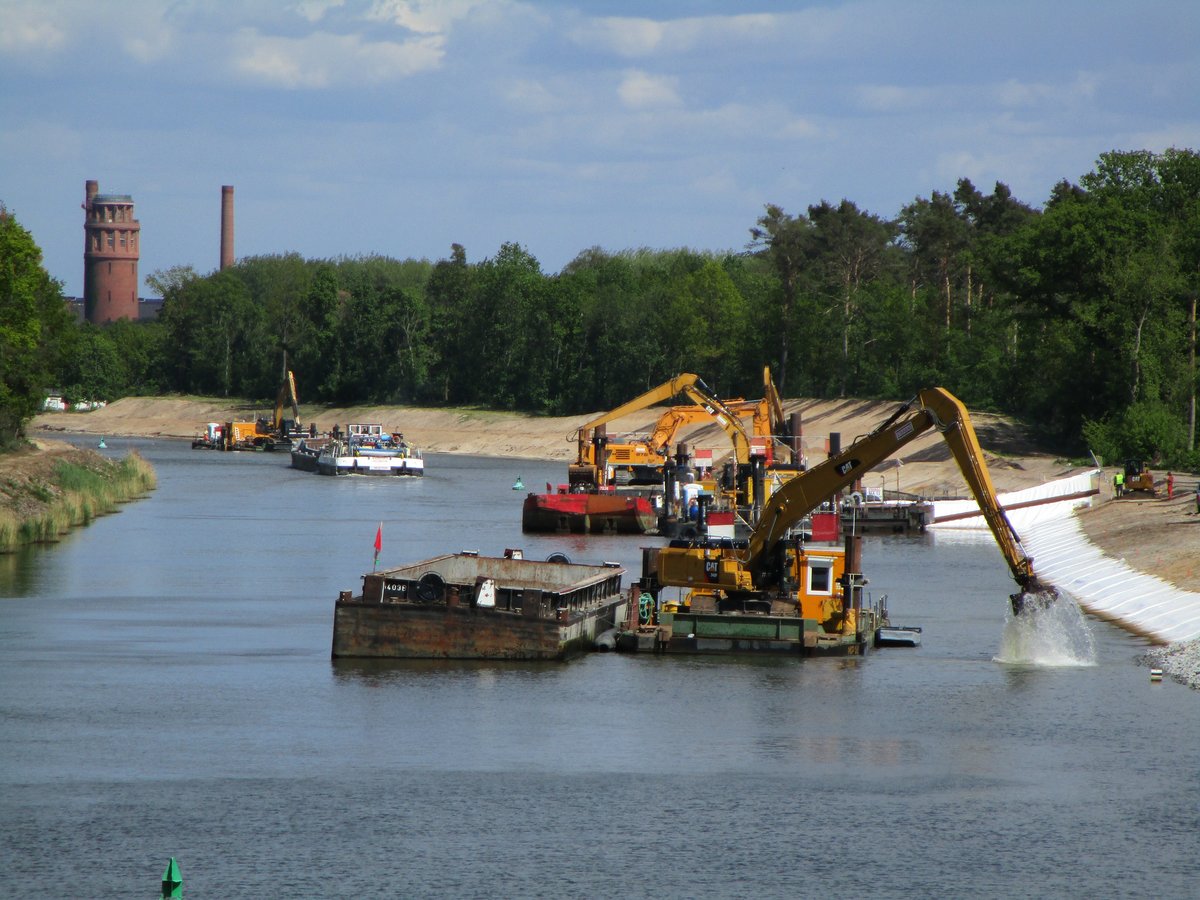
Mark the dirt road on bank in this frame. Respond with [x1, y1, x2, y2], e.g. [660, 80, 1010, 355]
[29, 394, 1200, 592]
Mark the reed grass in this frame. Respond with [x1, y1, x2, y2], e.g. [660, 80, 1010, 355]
[0, 451, 157, 552]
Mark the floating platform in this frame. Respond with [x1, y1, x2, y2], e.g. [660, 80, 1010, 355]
[616, 537, 902, 657]
[332, 551, 627, 660]
[614, 607, 881, 656]
[875, 625, 923, 647]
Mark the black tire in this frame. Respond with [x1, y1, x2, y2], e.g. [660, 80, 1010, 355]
[415, 572, 445, 602]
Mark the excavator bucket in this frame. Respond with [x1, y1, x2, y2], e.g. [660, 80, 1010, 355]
[1010, 578, 1059, 616]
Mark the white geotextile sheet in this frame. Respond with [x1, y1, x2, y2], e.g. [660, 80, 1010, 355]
[1020, 516, 1200, 644]
[927, 470, 1200, 643]
[928, 470, 1100, 532]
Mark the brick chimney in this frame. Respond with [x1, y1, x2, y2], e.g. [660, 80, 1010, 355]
[220, 185, 234, 270]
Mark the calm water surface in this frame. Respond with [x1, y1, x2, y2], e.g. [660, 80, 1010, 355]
[1, 437, 1196, 898]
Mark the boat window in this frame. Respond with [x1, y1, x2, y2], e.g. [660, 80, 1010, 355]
[807, 559, 834, 595]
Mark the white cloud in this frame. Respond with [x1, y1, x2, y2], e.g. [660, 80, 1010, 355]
[995, 73, 1099, 108]
[0, 6, 67, 53]
[295, 0, 346, 23]
[617, 70, 680, 109]
[504, 79, 564, 115]
[580, 17, 667, 56]
[231, 28, 444, 88]
[122, 16, 176, 64]
[366, 0, 499, 35]
[571, 12, 806, 58]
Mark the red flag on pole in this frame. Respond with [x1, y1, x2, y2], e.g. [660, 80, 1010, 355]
[373, 522, 382, 570]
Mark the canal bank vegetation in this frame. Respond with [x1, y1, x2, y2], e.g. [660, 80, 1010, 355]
[0, 443, 156, 552]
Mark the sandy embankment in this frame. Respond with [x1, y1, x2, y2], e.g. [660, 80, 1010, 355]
[33, 395, 1078, 492]
[31, 394, 1200, 594]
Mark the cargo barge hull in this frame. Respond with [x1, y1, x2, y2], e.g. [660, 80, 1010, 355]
[333, 551, 627, 661]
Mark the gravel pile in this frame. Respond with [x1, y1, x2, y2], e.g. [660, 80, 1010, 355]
[1140, 638, 1200, 689]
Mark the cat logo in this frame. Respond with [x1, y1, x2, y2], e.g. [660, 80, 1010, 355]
[705, 558, 720, 582]
[837, 459, 858, 476]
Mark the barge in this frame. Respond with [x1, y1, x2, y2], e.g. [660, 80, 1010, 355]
[521, 487, 657, 534]
[332, 550, 627, 660]
[316, 424, 424, 476]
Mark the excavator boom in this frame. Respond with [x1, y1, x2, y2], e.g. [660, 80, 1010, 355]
[274, 371, 301, 433]
[570, 373, 753, 488]
[573, 374, 704, 445]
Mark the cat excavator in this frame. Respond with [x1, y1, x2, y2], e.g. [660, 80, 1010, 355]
[645, 387, 1057, 617]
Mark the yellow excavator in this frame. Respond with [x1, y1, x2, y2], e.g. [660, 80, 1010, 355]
[1121, 459, 1157, 496]
[646, 387, 1056, 617]
[568, 373, 750, 489]
[265, 370, 312, 449]
[273, 371, 301, 436]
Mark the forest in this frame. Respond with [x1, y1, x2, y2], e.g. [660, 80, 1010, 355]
[2, 149, 1198, 467]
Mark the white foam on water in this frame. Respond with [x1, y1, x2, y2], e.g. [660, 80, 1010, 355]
[995, 592, 1097, 667]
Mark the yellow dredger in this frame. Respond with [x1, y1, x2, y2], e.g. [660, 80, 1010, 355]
[622, 387, 1056, 655]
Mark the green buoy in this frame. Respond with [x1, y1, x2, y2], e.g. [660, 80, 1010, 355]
[161, 857, 182, 898]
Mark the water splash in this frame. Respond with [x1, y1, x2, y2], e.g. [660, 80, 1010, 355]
[995, 591, 1097, 667]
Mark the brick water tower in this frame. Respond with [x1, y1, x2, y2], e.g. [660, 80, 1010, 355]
[83, 179, 140, 324]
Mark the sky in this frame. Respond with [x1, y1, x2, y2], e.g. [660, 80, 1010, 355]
[2, 0, 1197, 298]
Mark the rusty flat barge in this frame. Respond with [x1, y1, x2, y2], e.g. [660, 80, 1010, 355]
[332, 550, 628, 660]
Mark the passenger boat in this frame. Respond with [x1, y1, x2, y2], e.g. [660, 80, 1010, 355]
[332, 550, 628, 660]
[315, 424, 424, 476]
[521, 487, 657, 534]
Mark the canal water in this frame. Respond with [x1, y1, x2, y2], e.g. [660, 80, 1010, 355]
[1, 438, 1196, 898]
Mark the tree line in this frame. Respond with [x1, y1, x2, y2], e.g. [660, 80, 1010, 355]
[2, 149, 1197, 467]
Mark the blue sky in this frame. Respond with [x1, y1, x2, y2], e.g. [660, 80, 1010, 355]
[2, 0, 1197, 297]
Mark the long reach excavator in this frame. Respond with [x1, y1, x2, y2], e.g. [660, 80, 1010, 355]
[647, 387, 1058, 618]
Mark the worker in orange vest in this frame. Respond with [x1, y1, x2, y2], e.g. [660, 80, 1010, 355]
[1166, 472, 1174, 499]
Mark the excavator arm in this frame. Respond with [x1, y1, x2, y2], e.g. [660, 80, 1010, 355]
[646, 406, 725, 456]
[678, 384, 751, 464]
[762, 366, 788, 445]
[655, 387, 1053, 611]
[573, 374, 703, 447]
[274, 371, 300, 433]
[571, 373, 749, 488]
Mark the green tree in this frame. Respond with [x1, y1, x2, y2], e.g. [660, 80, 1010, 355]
[807, 200, 898, 396]
[58, 325, 126, 403]
[157, 270, 263, 397]
[424, 244, 475, 404]
[232, 254, 312, 383]
[748, 205, 814, 394]
[0, 207, 74, 447]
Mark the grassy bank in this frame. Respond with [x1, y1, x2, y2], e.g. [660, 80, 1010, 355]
[0, 448, 157, 552]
